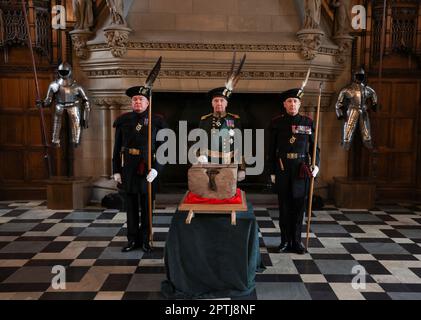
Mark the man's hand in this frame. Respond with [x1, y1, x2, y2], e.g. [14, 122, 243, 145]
[113, 173, 122, 184]
[237, 170, 246, 182]
[271, 175, 276, 184]
[197, 155, 208, 164]
[311, 165, 319, 178]
[146, 169, 158, 183]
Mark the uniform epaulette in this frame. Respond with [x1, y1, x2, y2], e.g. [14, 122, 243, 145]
[227, 112, 240, 119]
[201, 113, 213, 120]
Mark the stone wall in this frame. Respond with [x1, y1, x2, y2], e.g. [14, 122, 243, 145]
[72, 0, 352, 196]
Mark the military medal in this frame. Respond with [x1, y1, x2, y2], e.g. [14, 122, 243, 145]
[136, 123, 142, 131]
[290, 136, 296, 144]
[216, 121, 221, 127]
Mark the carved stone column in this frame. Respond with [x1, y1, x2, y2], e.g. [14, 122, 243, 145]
[103, 25, 132, 58]
[89, 96, 130, 202]
[333, 35, 354, 64]
[69, 29, 93, 60]
[296, 29, 325, 60]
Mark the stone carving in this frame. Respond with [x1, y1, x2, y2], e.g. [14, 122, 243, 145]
[103, 26, 132, 57]
[106, 0, 126, 26]
[69, 30, 93, 59]
[304, 0, 322, 29]
[296, 29, 325, 60]
[334, 34, 354, 64]
[330, 0, 352, 36]
[72, 0, 94, 31]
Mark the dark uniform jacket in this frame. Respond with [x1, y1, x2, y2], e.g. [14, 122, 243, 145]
[268, 112, 320, 198]
[199, 112, 244, 167]
[112, 110, 167, 194]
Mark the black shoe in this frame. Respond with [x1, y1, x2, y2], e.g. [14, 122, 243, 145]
[291, 243, 306, 255]
[121, 241, 141, 252]
[141, 242, 152, 253]
[277, 241, 290, 253]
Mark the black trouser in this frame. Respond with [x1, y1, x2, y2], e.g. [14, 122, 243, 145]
[125, 192, 150, 244]
[277, 192, 306, 246]
[277, 163, 307, 247]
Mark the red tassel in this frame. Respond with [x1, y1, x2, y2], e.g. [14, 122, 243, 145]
[137, 160, 145, 175]
[299, 163, 312, 179]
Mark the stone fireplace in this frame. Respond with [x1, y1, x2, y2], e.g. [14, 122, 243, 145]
[71, 0, 352, 197]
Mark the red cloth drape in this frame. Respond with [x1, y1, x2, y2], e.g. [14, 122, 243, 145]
[183, 188, 242, 204]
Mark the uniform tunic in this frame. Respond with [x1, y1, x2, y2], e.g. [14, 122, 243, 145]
[199, 112, 244, 168]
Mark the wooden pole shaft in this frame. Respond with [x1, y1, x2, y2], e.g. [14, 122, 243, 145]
[21, 0, 52, 178]
[305, 82, 323, 251]
[148, 93, 153, 247]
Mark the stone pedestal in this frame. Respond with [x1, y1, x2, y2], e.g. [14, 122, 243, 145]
[47, 177, 92, 210]
[296, 28, 325, 60]
[103, 25, 132, 58]
[333, 177, 376, 209]
[69, 29, 93, 60]
[332, 34, 354, 64]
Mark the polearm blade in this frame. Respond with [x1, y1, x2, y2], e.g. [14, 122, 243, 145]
[305, 81, 323, 251]
[298, 67, 311, 96]
[21, 0, 52, 178]
[145, 56, 162, 88]
[233, 54, 247, 87]
[147, 57, 162, 249]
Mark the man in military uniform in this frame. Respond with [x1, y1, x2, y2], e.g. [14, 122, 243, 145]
[112, 86, 167, 253]
[268, 88, 320, 254]
[198, 87, 246, 181]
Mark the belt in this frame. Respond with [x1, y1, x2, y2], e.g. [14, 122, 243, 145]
[121, 147, 141, 156]
[284, 153, 307, 160]
[57, 102, 77, 107]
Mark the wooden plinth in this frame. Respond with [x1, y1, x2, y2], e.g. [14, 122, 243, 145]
[333, 177, 376, 209]
[178, 191, 248, 225]
[47, 177, 92, 210]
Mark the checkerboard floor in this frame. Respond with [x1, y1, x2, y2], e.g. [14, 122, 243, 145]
[1, 199, 421, 300]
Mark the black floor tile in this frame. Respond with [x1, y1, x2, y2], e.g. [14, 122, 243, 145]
[100, 274, 133, 291]
[40, 292, 97, 300]
[255, 274, 302, 282]
[66, 267, 91, 282]
[362, 292, 392, 300]
[0, 267, 19, 282]
[357, 261, 392, 275]
[41, 242, 70, 253]
[77, 247, 106, 259]
[294, 260, 321, 274]
[342, 243, 369, 254]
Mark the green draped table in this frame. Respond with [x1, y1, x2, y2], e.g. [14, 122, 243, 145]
[161, 202, 264, 299]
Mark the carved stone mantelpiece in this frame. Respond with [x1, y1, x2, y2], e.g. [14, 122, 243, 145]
[69, 29, 93, 60]
[333, 35, 354, 64]
[296, 29, 325, 60]
[91, 96, 130, 109]
[103, 25, 132, 58]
